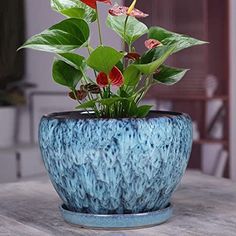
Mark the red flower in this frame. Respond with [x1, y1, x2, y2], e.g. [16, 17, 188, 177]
[96, 67, 124, 87]
[125, 52, 141, 61]
[81, 0, 112, 9]
[109, 3, 148, 18]
[96, 72, 109, 87]
[145, 39, 162, 49]
[109, 66, 124, 87]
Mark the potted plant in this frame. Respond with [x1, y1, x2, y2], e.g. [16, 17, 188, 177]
[20, 0, 207, 229]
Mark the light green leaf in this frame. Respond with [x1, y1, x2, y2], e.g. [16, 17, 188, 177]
[107, 15, 148, 45]
[153, 65, 189, 85]
[58, 53, 85, 70]
[134, 45, 176, 74]
[19, 18, 89, 53]
[98, 97, 128, 106]
[51, 0, 96, 23]
[148, 27, 208, 54]
[123, 65, 140, 87]
[76, 100, 97, 109]
[87, 46, 124, 74]
[137, 105, 152, 118]
[52, 59, 82, 89]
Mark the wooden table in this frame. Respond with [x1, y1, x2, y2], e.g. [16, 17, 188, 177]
[0, 171, 236, 236]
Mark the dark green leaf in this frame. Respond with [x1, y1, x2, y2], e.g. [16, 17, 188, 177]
[107, 15, 148, 45]
[116, 60, 124, 73]
[119, 89, 130, 98]
[98, 97, 129, 106]
[128, 101, 138, 117]
[51, 0, 96, 23]
[148, 27, 208, 54]
[52, 59, 82, 89]
[87, 46, 124, 74]
[153, 65, 189, 85]
[58, 53, 85, 70]
[76, 100, 97, 109]
[19, 18, 89, 53]
[136, 105, 152, 118]
[123, 65, 140, 87]
[134, 45, 176, 74]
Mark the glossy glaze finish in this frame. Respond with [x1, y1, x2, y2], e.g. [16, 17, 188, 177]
[59, 203, 173, 229]
[39, 111, 192, 215]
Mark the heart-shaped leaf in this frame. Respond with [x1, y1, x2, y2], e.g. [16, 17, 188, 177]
[98, 97, 131, 106]
[20, 18, 89, 53]
[58, 53, 85, 70]
[123, 65, 140, 87]
[51, 0, 96, 23]
[76, 100, 97, 109]
[153, 65, 189, 85]
[52, 59, 83, 89]
[107, 15, 148, 45]
[87, 46, 124, 74]
[148, 27, 207, 54]
[137, 105, 152, 118]
[134, 45, 176, 75]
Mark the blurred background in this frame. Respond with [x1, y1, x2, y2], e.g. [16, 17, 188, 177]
[0, 0, 235, 183]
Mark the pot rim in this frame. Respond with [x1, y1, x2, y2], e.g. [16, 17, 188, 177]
[42, 110, 190, 121]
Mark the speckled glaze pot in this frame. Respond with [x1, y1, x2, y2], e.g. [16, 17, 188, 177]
[39, 111, 192, 228]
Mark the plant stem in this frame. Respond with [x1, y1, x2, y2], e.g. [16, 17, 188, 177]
[72, 89, 90, 114]
[123, 16, 129, 52]
[96, 5, 103, 45]
[87, 46, 99, 86]
[123, 16, 130, 70]
[135, 76, 153, 104]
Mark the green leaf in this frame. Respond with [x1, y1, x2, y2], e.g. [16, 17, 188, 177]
[58, 53, 85, 70]
[107, 15, 148, 46]
[52, 59, 82, 89]
[116, 60, 124, 73]
[87, 46, 124, 74]
[153, 65, 189, 85]
[51, 0, 96, 23]
[98, 97, 129, 106]
[134, 45, 176, 74]
[76, 100, 97, 110]
[136, 105, 152, 118]
[128, 101, 138, 117]
[123, 65, 140, 87]
[19, 18, 89, 53]
[148, 27, 208, 54]
[118, 89, 130, 98]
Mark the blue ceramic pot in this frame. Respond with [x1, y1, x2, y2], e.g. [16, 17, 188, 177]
[39, 111, 192, 215]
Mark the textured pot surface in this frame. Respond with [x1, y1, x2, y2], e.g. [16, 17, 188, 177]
[39, 111, 192, 214]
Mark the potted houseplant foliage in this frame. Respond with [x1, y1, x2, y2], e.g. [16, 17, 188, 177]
[20, 0, 207, 229]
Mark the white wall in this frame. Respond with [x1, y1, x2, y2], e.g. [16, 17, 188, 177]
[230, 0, 236, 181]
[19, 0, 122, 143]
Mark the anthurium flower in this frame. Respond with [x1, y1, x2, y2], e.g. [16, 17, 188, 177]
[127, 0, 137, 15]
[145, 39, 162, 49]
[97, 66, 124, 87]
[82, 83, 101, 94]
[69, 89, 88, 101]
[125, 52, 141, 61]
[81, 0, 112, 9]
[109, 3, 148, 18]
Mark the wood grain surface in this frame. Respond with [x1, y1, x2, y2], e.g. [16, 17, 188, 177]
[0, 171, 236, 236]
